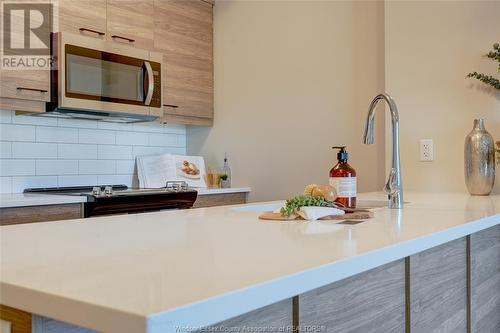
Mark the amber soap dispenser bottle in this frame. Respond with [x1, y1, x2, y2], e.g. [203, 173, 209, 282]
[330, 146, 357, 208]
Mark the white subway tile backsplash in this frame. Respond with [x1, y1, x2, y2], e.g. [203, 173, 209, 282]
[0, 109, 186, 192]
[132, 122, 168, 133]
[1, 124, 36, 142]
[12, 142, 58, 158]
[165, 147, 186, 155]
[58, 175, 98, 187]
[98, 174, 134, 187]
[37, 127, 78, 143]
[12, 113, 57, 126]
[79, 129, 116, 145]
[0, 160, 36, 176]
[98, 145, 132, 160]
[163, 124, 186, 135]
[36, 160, 78, 176]
[116, 132, 148, 146]
[0, 110, 12, 123]
[148, 133, 180, 147]
[79, 160, 116, 175]
[116, 160, 136, 174]
[58, 144, 97, 159]
[58, 118, 98, 129]
[1, 142, 12, 158]
[12, 176, 58, 192]
[0, 177, 12, 193]
[97, 122, 133, 131]
[132, 146, 171, 157]
[133, 146, 186, 157]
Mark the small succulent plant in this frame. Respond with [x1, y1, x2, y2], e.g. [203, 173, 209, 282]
[466, 43, 500, 90]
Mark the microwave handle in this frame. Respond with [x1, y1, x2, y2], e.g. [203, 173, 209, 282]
[144, 61, 154, 106]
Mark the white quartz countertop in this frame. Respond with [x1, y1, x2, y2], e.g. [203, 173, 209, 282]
[0, 193, 87, 208]
[1, 192, 499, 333]
[0, 188, 250, 208]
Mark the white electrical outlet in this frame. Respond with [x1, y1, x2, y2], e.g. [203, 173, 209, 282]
[420, 139, 434, 161]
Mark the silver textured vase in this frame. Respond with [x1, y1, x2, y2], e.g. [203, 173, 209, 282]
[464, 119, 495, 195]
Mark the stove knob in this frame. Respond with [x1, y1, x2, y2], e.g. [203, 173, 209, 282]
[104, 186, 113, 196]
[91, 186, 101, 196]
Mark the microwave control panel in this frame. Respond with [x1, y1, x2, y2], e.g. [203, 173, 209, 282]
[150, 62, 162, 108]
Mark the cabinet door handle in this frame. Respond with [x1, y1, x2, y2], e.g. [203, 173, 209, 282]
[163, 104, 179, 108]
[79, 28, 105, 36]
[111, 35, 135, 43]
[17, 87, 48, 93]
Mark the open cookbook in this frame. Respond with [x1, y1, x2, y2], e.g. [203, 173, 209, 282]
[136, 153, 207, 188]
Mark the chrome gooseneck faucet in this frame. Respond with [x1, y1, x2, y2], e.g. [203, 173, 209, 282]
[363, 93, 403, 209]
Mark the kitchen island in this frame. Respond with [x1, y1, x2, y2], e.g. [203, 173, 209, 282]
[1, 192, 499, 333]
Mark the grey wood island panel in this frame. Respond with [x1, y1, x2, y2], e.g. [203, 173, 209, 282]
[199, 298, 292, 333]
[470, 224, 500, 332]
[409, 237, 467, 333]
[298, 259, 406, 333]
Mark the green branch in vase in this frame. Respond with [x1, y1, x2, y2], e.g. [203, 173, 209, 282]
[466, 43, 500, 90]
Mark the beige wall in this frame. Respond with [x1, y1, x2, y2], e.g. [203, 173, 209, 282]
[385, 1, 500, 193]
[188, 0, 386, 202]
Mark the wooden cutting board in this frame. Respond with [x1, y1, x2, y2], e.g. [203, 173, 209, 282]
[259, 211, 374, 221]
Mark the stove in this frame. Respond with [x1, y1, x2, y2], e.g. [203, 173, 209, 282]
[24, 182, 198, 217]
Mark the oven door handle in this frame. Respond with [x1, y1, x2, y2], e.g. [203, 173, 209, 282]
[143, 61, 154, 106]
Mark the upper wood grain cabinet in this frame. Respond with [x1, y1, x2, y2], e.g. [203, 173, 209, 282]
[107, 0, 155, 50]
[53, 0, 107, 38]
[0, 70, 50, 103]
[154, 0, 214, 124]
[0, 6, 50, 105]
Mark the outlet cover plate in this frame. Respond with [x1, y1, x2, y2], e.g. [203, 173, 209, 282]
[420, 139, 434, 161]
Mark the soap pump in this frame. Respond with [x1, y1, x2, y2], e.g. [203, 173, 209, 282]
[330, 146, 357, 208]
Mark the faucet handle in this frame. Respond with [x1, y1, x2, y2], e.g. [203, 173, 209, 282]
[384, 168, 401, 195]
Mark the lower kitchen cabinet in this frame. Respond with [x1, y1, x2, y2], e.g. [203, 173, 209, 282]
[0, 305, 31, 333]
[0, 204, 83, 226]
[470, 224, 500, 332]
[193, 192, 248, 208]
[0, 307, 97, 333]
[409, 237, 467, 333]
[299, 260, 406, 333]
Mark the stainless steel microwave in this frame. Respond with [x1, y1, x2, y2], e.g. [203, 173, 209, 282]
[42, 32, 162, 123]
